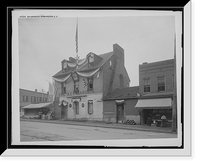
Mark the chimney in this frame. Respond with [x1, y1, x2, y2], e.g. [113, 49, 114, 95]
[35, 89, 37, 92]
[113, 43, 124, 65]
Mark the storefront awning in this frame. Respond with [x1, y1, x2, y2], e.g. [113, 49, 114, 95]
[135, 98, 172, 108]
[22, 102, 52, 109]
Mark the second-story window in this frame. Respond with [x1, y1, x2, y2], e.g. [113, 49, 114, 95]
[62, 82, 66, 94]
[144, 78, 150, 93]
[23, 95, 28, 102]
[74, 81, 79, 94]
[157, 76, 165, 91]
[87, 77, 93, 91]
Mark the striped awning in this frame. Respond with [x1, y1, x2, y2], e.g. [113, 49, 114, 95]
[22, 102, 52, 109]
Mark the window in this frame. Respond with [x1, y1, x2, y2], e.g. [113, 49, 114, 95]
[73, 101, 79, 115]
[87, 77, 93, 91]
[63, 62, 67, 69]
[43, 97, 47, 102]
[157, 76, 165, 91]
[144, 78, 150, 92]
[31, 96, 36, 102]
[119, 74, 124, 88]
[89, 54, 94, 63]
[74, 81, 79, 94]
[172, 74, 174, 89]
[23, 95, 28, 102]
[37, 97, 41, 102]
[88, 100, 93, 114]
[62, 82, 66, 94]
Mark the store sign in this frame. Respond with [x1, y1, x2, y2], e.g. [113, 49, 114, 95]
[66, 90, 93, 96]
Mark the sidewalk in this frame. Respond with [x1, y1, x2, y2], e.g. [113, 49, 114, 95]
[20, 118, 176, 134]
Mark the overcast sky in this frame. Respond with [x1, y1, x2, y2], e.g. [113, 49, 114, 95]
[18, 15, 175, 92]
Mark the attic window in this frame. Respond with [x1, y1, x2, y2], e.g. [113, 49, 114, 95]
[89, 54, 94, 63]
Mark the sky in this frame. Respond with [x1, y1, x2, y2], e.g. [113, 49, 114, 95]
[18, 14, 175, 92]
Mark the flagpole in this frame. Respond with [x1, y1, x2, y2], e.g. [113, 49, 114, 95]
[75, 17, 79, 69]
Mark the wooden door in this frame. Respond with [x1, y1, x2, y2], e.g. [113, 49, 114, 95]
[117, 105, 124, 123]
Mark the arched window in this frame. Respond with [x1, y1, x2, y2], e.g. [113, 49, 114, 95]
[119, 74, 124, 88]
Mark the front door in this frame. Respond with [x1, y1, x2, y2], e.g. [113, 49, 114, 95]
[61, 105, 67, 119]
[117, 105, 124, 123]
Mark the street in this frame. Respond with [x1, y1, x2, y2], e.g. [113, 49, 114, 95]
[20, 120, 177, 141]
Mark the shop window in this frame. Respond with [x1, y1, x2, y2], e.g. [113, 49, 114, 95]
[87, 77, 93, 91]
[158, 76, 165, 91]
[144, 78, 150, 92]
[73, 101, 79, 115]
[88, 100, 93, 115]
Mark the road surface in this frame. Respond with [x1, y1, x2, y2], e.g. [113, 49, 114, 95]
[20, 120, 177, 141]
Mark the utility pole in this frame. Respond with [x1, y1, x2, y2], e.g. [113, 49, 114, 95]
[172, 34, 177, 133]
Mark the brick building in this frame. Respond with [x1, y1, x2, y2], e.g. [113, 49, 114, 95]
[103, 86, 140, 124]
[52, 44, 130, 120]
[19, 88, 48, 116]
[135, 59, 175, 126]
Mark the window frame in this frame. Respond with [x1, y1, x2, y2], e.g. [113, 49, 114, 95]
[87, 77, 93, 92]
[143, 78, 151, 93]
[23, 95, 28, 102]
[157, 76, 166, 92]
[88, 100, 93, 115]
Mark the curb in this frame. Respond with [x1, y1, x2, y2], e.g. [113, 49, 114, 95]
[20, 118, 175, 134]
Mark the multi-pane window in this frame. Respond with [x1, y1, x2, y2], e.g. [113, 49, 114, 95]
[144, 78, 150, 92]
[73, 101, 79, 115]
[23, 95, 28, 102]
[87, 77, 93, 91]
[88, 100, 93, 115]
[158, 76, 165, 91]
[31, 96, 36, 102]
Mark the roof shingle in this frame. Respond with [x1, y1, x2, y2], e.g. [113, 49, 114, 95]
[103, 86, 139, 100]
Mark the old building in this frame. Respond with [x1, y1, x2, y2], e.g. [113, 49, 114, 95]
[135, 59, 175, 126]
[19, 88, 48, 116]
[103, 86, 140, 124]
[52, 44, 130, 120]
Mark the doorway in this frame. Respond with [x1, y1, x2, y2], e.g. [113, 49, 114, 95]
[61, 105, 67, 119]
[116, 104, 125, 123]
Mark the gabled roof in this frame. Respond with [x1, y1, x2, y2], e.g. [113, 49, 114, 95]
[53, 51, 113, 78]
[103, 86, 139, 100]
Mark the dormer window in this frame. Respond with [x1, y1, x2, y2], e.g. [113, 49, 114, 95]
[89, 54, 94, 63]
[63, 62, 67, 69]
[62, 60, 68, 72]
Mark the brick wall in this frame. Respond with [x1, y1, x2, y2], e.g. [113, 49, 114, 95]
[139, 59, 174, 95]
